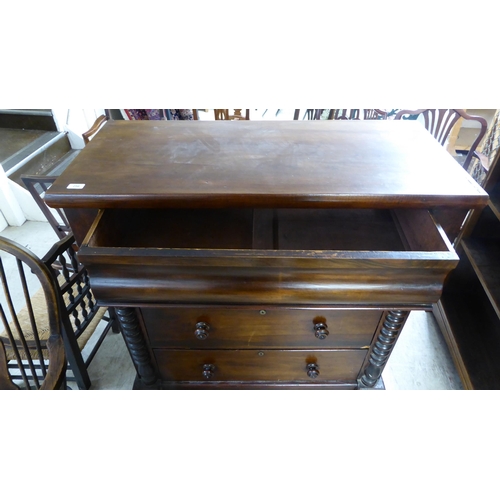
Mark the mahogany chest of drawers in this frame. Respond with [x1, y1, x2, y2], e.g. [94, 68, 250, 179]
[46, 119, 488, 389]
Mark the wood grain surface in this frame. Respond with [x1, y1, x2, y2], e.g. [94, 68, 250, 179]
[46, 120, 488, 210]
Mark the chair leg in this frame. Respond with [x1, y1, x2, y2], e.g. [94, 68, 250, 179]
[60, 370, 68, 390]
[61, 330, 91, 390]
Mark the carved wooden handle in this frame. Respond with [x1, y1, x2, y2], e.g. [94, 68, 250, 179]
[202, 364, 215, 379]
[195, 321, 210, 340]
[306, 363, 320, 379]
[314, 322, 329, 340]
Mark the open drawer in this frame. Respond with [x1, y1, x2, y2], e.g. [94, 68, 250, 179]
[78, 207, 459, 306]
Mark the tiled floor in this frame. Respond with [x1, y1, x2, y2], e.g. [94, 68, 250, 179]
[0, 220, 463, 390]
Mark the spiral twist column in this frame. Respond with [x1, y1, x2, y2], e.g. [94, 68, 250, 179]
[358, 310, 409, 389]
[116, 307, 157, 386]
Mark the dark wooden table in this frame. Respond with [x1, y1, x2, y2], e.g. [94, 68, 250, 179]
[46, 120, 488, 389]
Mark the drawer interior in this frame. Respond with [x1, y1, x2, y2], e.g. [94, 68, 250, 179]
[85, 207, 451, 252]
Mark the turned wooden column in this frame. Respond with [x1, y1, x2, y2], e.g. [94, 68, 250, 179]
[115, 307, 157, 387]
[358, 310, 410, 389]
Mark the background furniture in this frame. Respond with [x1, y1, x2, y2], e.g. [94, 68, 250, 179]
[18, 117, 119, 388]
[293, 109, 387, 120]
[394, 109, 487, 172]
[362, 109, 388, 120]
[0, 236, 66, 389]
[293, 109, 326, 120]
[21, 175, 72, 239]
[44, 233, 120, 389]
[329, 109, 388, 120]
[45, 120, 487, 390]
[21, 112, 112, 239]
[82, 113, 108, 144]
[214, 109, 250, 120]
[466, 109, 500, 185]
[0, 233, 119, 389]
[433, 124, 500, 389]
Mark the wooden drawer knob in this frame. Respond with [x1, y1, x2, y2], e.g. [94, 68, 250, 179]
[195, 321, 210, 340]
[314, 322, 329, 340]
[202, 363, 215, 379]
[306, 362, 320, 379]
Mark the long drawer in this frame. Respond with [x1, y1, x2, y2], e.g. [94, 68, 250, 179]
[154, 349, 368, 383]
[142, 307, 382, 349]
[79, 207, 459, 307]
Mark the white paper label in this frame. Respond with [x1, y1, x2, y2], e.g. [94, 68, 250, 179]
[67, 184, 85, 189]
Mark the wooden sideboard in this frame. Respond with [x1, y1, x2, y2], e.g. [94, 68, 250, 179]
[46, 120, 488, 389]
[434, 144, 500, 389]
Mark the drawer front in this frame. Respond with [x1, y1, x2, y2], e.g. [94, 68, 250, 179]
[80, 209, 458, 307]
[154, 349, 367, 383]
[142, 307, 382, 349]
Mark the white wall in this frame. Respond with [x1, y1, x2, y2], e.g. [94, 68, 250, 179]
[52, 108, 106, 149]
[9, 181, 47, 222]
[0, 209, 8, 232]
[0, 163, 49, 227]
[0, 164, 26, 227]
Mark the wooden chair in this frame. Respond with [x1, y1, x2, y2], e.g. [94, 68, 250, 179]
[21, 176, 71, 240]
[82, 113, 108, 144]
[329, 109, 388, 120]
[394, 109, 488, 171]
[293, 109, 326, 120]
[362, 109, 388, 120]
[0, 336, 65, 389]
[214, 109, 250, 120]
[329, 109, 356, 120]
[0, 236, 67, 389]
[21, 113, 112, 240]
[293, 109, 387, 120]
[0, 234, 120, 389]
[467, 109, 500, 185]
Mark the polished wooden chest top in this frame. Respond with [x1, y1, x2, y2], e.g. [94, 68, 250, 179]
[46, 120, 486, 210]
[46, 120, 488, 389]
